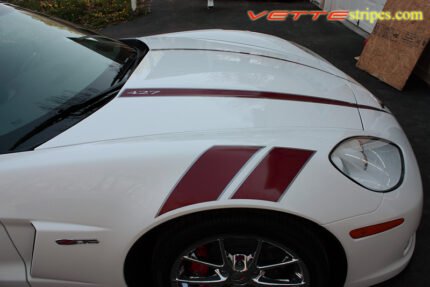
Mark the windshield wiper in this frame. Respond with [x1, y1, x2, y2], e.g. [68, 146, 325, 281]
[9, 43, 144, 152]
[10, 85, 123, 151]
[111, 48, 141, 86]
[10, 45, 144, 151]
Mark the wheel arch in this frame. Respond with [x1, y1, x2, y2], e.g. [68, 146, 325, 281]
[124, 208, 347, 287]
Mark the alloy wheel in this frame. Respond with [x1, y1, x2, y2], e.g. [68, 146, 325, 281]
[171, 236, 310, 287]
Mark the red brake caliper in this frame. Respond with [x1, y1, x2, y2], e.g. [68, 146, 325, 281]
[188, 245, 210, 286]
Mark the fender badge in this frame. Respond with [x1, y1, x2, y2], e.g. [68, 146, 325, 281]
[56, 239, 99, 245]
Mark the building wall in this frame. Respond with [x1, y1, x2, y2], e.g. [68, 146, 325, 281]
[320, 0, 387, 33]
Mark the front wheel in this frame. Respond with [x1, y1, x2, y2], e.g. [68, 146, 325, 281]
[151, 213, 331, 286]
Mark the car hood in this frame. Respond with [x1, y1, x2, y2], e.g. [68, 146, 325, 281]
[39, 30, 375, 149]
[140, 29, 358, 82]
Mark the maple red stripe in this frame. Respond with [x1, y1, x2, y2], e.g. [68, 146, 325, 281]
[232, 148, 314, 202]
[121, 88, 386, 112]
[158, 146, 261, 216]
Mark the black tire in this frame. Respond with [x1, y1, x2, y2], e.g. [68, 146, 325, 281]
[151, 212, 331, 286]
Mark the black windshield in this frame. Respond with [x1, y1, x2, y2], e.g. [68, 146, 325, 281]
[0, 4, 145, 154]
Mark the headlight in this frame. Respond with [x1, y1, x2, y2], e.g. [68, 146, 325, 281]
[330, 137, 404, 192]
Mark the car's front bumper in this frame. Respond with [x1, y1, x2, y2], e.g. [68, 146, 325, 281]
[324, 174, 423, 287]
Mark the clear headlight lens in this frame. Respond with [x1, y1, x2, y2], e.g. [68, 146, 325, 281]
[330, 137, 404, 192]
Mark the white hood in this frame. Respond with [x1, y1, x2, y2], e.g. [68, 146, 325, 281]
[140, 29, 358, 83]
[39, 30, 375, 149]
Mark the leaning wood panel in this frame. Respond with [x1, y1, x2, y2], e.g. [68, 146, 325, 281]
[357, 0, 430, 90]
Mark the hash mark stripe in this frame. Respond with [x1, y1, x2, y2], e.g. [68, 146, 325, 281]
[232, 148, 315, 202]
[158, 146, 262, 216]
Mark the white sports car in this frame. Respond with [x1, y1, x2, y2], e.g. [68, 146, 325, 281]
[0, 3, 423, 287]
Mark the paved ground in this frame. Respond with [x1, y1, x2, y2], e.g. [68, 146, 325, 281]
[103, 0, 429, 286]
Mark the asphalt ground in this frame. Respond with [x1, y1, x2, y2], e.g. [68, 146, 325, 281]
[102, 0, 430, 286]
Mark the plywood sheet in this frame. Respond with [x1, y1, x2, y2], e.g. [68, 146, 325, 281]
[357, 0, 430, 90]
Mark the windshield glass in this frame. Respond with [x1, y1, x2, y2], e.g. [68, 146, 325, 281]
[0, 4, 137, 153]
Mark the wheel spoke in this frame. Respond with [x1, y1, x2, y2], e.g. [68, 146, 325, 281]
[218, 239, 229, 266]
[183, 255, 223, 269]
[253, 273, 306, 287]
[258, 257, 299, 270]
[253, 239, 263, 265]
[175, 269, 227, 286]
